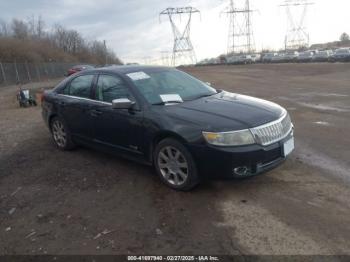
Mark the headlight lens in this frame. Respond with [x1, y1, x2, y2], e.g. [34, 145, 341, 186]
[202, 130, 255, 146]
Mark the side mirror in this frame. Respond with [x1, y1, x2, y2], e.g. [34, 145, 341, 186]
[112, 98, 135, 109]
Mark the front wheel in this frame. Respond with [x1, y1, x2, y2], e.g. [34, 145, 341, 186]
[154, 138, 199, 191]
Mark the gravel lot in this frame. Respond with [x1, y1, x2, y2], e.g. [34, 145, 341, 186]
[0, 63, 350, 255]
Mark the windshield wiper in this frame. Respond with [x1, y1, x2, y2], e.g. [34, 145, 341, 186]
[152, 101, 183, 106]
[187, 93, 216, 101]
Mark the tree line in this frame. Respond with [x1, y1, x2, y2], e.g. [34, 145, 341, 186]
[0, 15, 122, 65]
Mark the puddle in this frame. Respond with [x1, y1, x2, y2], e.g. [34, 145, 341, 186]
[298, 145, 350, 183]
[298, 93, 349, 98]
[313, 121, 331, 126]
[297, 102, 350, 113]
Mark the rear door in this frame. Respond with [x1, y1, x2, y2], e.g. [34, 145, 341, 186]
[90, 73, 145, 156]
[57, 74, 96, 141]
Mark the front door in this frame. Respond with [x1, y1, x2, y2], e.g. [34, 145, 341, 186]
[91, 74, 144, 156]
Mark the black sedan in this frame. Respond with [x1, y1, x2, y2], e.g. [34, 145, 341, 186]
[42, 66, 294, 191]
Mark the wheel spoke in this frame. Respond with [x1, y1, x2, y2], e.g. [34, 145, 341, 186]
[158, 163, 168, 169]
[173, 173, 180, 185]
[166, 147, 173, 158]
[159, 152, 169, 161]
[164, 171, 171, 181]
[177, 162, 188, 168]
[174, 150, 181, 160]
[177, 169, 187, 180]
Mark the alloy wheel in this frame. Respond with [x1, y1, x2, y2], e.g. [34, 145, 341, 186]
[52, 120, 67, 148]
[157, 146, 189, 186]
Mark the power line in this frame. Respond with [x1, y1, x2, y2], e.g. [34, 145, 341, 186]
[160, 7, 200, 66]
[222, 0, 256, 55]
[280, 0, 314, 50]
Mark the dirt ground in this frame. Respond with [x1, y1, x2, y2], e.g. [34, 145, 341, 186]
[0, 63, 350, 255]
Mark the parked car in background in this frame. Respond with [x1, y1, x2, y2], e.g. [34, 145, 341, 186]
[271, 53, 286, 63]
[313, 50, 333, 62]
[262, 53, 278, 63]
[284, 51, 299, 62]
[297, 51, 315, 63]
[66, 65, 94, 76]
[251, 54, 261, 63]
[236, 55, 253, 64]
[42, 66, 294, 191]
[226, 55, 240, 65]
[331, 48, 350, 62]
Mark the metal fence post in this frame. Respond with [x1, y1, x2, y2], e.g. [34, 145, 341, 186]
[44, 63, 49, 81]
[14, 59, 20, 83]
[0, 62, 6, 85]
[25, 61, 32, 82]
[35, 63, 41, 82]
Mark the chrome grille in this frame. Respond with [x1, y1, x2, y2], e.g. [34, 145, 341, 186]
[250, 113, 293, 146]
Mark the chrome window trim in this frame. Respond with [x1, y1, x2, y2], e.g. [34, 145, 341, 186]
[57, 94, 112, 105]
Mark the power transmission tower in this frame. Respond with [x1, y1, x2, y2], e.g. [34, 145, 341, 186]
[161, 51, 172, 66]
[222, 0, 255, 55]
[160, 7, 200, 66]
[280, 0, 314, 50]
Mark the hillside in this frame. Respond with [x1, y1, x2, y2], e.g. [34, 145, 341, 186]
[0, 17, 122, 65]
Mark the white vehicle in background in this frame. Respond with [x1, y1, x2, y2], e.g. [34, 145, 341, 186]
[271, 53, 286, 63]
[297, 51, 316, 62]
[313, 50, 333, 62]
[284, 51, 299, 62]
[236, 54, 253, 64]
[226, 55, 241, 64]
[251, 53, 261, 63]
[262, 53, 278, 63]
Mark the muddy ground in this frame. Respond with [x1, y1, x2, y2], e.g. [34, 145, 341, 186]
[0, 63, 349, 255]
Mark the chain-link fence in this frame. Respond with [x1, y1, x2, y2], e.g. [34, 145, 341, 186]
[0, 61, 76, 87]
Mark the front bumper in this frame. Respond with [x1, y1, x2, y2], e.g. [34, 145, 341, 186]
[189, 131, 294, 179]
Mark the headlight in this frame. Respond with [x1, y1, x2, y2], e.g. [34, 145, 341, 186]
[202, 130, 255, 146]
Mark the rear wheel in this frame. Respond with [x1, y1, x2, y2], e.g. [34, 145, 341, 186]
[50, 117, 75, 150]
[154, 138, 199, 191]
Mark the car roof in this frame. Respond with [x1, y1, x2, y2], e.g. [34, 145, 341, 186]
[89, 65, 173, 74]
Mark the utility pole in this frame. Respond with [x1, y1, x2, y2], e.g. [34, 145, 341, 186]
[222, 0, 256, 55]
[160, 7, 200, 66]
[280, 0, 314, 50]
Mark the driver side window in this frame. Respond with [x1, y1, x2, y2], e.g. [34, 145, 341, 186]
[95, 75, 134, 103]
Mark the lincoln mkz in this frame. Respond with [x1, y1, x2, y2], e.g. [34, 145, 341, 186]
[42, 66, 294, 191]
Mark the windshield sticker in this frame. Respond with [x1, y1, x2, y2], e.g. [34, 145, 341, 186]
[160, 94, 183, 103]
[126, 71, 151, 81]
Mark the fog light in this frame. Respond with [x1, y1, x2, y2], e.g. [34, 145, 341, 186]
[233, 166, 250, 176]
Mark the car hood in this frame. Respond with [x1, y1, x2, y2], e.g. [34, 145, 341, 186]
[157, 91, 286, 132]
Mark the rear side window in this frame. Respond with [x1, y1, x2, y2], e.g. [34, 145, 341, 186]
[95, 74, 134, 103]
[64, 75, 94, 98]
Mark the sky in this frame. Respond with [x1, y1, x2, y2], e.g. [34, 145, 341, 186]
[0, 0, 349, 64]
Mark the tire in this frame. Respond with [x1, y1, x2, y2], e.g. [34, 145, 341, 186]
[50, 117, 76, 151]
[154, 138, 199, 191]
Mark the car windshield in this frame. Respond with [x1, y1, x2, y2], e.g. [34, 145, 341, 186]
[127, 69, 217, 105]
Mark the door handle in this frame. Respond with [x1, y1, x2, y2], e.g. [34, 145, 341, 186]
[90, 109, 102, 117]
[59, 101, 65, 106]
